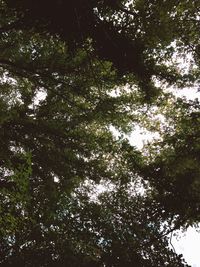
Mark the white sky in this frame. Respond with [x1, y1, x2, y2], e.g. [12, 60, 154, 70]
[172, 227, 200, 267]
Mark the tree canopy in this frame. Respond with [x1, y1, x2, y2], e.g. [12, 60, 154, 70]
[0, 0, 200, 266]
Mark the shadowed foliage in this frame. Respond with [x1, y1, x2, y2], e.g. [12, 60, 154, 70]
[0, 0, 200, 266]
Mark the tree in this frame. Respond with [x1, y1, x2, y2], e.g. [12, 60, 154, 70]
[1, 0, 200, 266]
[140, 97, 200, 226]
[3, 0, 200, 96]
[0, 181, 190, 266]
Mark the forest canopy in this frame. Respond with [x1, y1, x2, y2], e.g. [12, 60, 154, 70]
[0, 0, 200, 266]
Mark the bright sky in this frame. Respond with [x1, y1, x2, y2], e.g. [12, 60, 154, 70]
[172, 227, 200, 267]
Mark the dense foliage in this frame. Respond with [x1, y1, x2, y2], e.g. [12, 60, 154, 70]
[0, 0, 200, 266]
